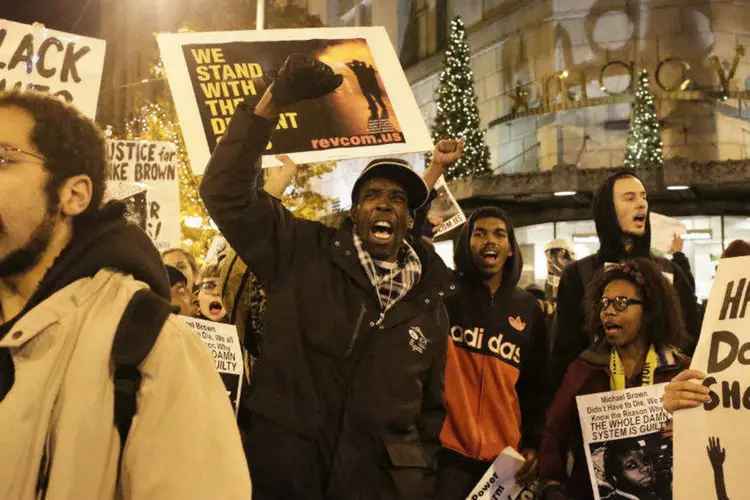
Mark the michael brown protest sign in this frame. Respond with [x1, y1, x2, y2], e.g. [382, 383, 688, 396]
[0, 18, 106, 117]
[577, 384, 672, 500]
[105, 140, 181, 250]
[181, 316, 244, 416]
[674, 255, 750, 500]
[157, 27, 433, 174]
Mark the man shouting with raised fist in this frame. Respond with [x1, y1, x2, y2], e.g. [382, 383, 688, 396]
[201, 53, 456, 499]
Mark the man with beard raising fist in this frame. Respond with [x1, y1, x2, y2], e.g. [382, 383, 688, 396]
[200, 53, 459, 499]
[550, 170, 700, 385]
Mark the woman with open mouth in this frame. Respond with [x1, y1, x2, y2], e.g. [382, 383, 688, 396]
[196, 262, 229, 323]
[537, 258, 690, 500]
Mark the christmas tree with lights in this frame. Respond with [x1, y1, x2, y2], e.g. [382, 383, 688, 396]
[624, 70, 663, 168]
[430, 16, 492, 180]
[123, 99, 218, 261]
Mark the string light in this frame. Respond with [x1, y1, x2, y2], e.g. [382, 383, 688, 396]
[624, 70, 664, 168]
[430, 16, 492, 180]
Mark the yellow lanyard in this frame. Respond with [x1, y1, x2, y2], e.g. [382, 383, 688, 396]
[609, 344, 658, 391]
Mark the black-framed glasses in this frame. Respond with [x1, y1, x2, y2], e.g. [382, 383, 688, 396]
[0, 144, 45, 165]
[599, 296, 644, 312]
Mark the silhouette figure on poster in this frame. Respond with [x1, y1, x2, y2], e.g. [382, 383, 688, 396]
[346, 60, 389, 120]
[707, 436, 729, 500]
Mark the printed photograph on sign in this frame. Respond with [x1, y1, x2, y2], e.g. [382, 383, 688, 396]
[158, 27, 433, 173]
[587, 436, 672, 500]
[0, 18, 107, 118]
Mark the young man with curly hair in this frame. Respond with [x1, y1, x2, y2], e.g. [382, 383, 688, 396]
[0, 92, 250, 498]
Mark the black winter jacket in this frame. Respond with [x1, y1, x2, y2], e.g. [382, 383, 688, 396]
[200, 103, 454, 499]
[550, 173, 700, 385]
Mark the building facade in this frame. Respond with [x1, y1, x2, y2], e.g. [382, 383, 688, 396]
[312, 0, 750, 298]
[98, 0, 750, 297]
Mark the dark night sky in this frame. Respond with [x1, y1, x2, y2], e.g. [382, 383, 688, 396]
[0, 0, 100, 37]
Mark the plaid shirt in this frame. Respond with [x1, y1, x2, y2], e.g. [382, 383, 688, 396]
[352, 232, 422, 313]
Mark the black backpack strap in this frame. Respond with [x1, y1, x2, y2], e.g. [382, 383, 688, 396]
[36, 288, 171, 498]
[111, 289, 172, 454]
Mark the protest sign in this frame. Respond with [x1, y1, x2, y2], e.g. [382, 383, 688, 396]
[105, 140, 180, 250]
[180, 316, 243, 415]
[466, 447, 537, 500]
[577, 384, 672, 500]
[428, 175, 466, 237]
[650, 212, 687, 255]
[157, 27, 433, 173]
[0, 18, 106, 118]
[674, 256, 750, 499]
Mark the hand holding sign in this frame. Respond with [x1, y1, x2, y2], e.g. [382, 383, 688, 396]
[663, 369, 711, 413]
[669, 232, 685, 254]
[263, 154, 298, 198]
[515, 448, 539, 485]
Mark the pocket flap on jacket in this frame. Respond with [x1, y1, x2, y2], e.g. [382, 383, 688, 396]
[385, 442, 430, 468]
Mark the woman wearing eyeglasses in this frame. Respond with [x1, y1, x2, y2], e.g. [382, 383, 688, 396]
[537, 258, 689, 500]
[196, 262, 229, 323]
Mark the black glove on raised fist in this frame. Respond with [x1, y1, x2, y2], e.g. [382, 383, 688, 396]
[271, 53, 343, 107]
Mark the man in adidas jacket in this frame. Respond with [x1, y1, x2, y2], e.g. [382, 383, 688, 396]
[0, 91, 250, 499]
[436, 206, 551, 499]
[416, 160, 551, 499]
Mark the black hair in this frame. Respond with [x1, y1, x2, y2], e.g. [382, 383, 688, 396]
[593, 169, 651, 261]
[0, 91, 107, 225]
[584, 257, 687, 350]
[454, 206, 522, 289]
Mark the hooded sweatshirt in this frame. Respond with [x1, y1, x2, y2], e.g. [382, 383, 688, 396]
[550, 172, 700, 384]
[0, 202, 170, 400]
[440, 210, 551, 462]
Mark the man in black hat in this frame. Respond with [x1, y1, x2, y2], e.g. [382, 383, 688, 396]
[200, 54, 462, 499]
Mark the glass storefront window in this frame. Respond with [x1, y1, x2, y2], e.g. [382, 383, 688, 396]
[513, 215, 748, 302]
[675, 216, 723, 301]
[555, 220, 598, 260]
[514, 223, 555, 287]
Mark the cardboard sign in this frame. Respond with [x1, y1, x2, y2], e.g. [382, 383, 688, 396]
[105, 140, 181, 250]
[180, 316, 243, 416]
[674, 256, 750, 499]
[157, 27, 433, 173]
[428, 175, 466, 237]
[577, 384, 672, 500]
[0, 18, 106, 118]
[466, 447, 536, 500]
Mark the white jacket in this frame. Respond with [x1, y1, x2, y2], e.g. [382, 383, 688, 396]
[0, 269, 252, 499]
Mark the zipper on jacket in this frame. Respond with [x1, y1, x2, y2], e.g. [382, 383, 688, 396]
[345, 304, 366, 357]
[474, 353, 486, 458]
